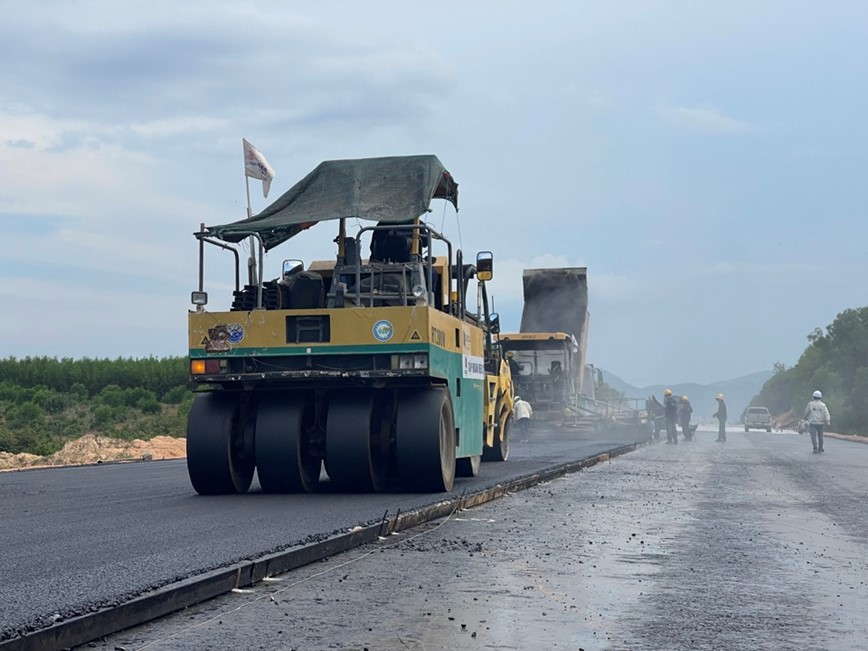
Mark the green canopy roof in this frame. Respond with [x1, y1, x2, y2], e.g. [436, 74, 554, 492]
[207, 154, 458, 251]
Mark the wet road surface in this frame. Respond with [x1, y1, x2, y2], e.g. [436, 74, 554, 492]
[0, 425, 637, 643]
[84, 426, 868, 650]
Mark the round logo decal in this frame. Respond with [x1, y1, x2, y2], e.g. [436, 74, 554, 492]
[372, 320, 394, 341]
[226, 323, 245, 344]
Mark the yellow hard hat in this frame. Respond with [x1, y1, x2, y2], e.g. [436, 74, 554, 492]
[681, 395, 689, 401]
[506, 351, 514, 358]
[716, 393, 724, 400]
[663, 389, 672, 396]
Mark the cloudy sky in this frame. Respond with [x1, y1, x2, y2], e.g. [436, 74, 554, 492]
[2, 1, 867, 387]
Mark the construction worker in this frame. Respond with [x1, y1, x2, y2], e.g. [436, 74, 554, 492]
[513, 395, 533, 437]
[505, 351, 520, 378]
[549, 360, 563, 383]
[803, 390, 831, 453]
[663, 389, 678, 444]
[549, 360, 565, 402]
[678, 395, 694, 441]
[646, 395, 664, 440]
[713, 393, 727, 442]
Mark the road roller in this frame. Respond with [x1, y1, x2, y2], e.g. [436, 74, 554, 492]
[185, 155, 513, 494]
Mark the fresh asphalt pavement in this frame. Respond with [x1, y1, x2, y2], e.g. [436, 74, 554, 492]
[0, 423, 637, 644]
[80, 425, 868, 651]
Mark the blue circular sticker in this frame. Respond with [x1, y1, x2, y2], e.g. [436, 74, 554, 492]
[372, 320, 394, 341]
[226, 323, 245, 344]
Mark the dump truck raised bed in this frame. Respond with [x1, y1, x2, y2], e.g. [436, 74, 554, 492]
[186, 155, 513, 494]
[499, 267, 589, 420]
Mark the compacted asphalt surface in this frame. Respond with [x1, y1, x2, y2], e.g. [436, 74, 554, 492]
[0, 423, 638, 644]
[80, 426, 868, 651]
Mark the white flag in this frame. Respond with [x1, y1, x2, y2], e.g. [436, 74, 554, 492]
[242, 138, 276, 198]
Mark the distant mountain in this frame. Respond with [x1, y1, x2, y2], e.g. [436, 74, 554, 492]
[601, 369, 774, 423]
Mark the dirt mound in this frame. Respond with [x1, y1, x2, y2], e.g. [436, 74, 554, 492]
[0, 434, 187, 471]
[773, 410, 801, 431]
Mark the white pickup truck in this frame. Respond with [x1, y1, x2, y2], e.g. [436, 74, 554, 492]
[744, 406, 772, 432]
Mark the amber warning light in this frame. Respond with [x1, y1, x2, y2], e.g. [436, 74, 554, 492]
[191, 359, 226, 375]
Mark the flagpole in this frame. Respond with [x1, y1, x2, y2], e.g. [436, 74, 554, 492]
[242, 138, 274, 291]
[245, 174, 256, 286]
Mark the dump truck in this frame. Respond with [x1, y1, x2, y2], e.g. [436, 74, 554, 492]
[185, 155, 513, 494]
[499, 267, 589, 421]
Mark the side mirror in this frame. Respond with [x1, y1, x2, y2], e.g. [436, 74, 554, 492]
[476, 251, 493, 281]
[488, 312, 500, 334]
[282, 259, 304, 279]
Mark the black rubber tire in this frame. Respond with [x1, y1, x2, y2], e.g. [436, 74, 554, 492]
[483, 415, 511, 462]
[456, 454, 481, 478]
[745, 426, 749, 432]
[186, 392, 254, 495]
[326, 391, 388, 492]
[767, 427, 772, 432]
[255, 393, 321, 493]
[396, 387, 456, 492]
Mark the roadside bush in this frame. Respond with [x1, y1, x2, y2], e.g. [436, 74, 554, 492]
[97, 385, 127, 408]
[0, 381, 20, 403]
[32, 388, 71, 414]
[4, 402, 46, 430]
[161, 385, 189, 404]
[69, 383, 89, 400]
[124, 387, 158, 408]
[2, 385, 38, 405]
[0, 426, 17, 453]
[92, 405, 124, 429]
[136, 396, 161, 414]
[0, 357, 192, 455]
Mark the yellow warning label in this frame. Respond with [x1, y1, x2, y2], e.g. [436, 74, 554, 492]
[410, 330, 421, 340]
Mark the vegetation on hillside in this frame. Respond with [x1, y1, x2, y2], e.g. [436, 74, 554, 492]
[752, 307, 868, 435]
[0, 356, 192, 456]
[595, 379, 626, 403]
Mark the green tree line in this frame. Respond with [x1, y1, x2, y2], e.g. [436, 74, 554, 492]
[0, 356, 192, 456]
[753, 307, 868, 435]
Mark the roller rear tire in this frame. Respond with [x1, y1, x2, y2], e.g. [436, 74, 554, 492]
[186, 392, 254, 495]
[396, 388, 456, 492]
[326, 391, 388, 492]
[256, 393, 321, 493]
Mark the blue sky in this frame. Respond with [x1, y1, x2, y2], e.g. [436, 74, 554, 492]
[2, 1, 867, 386]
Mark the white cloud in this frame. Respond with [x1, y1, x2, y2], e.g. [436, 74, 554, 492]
[592, 272, 639, 302]
[656, 104, 758, 134]
[586, 89, 621, 112]
[130, 117, 228, 138]
[696, 261, 820, 276]
[0, 108, 230, 229]
[0, 276, 189, 358]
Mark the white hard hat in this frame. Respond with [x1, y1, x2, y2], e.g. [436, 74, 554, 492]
[514, 395, 521, 401]
[812, 390, 822, 399]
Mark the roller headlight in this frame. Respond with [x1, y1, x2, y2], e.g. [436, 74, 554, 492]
[411, 284, 428, 306]
[392, 353, 429, 370]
